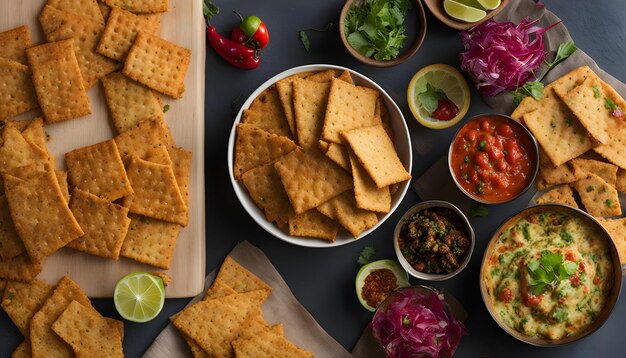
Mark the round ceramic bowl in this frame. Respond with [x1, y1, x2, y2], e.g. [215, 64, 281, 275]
[228, 64, 413, 248]
[393, 200, 475, 280]
[480, 204, 624, 346]
[448, 113, 539, 205]
[339, 0, 427, 67]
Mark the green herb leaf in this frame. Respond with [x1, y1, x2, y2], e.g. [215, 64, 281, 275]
[593, 86, 601, 98]
[606, 199, 613, 208]
[550, 307, 569, 323]
[527, 251, 577, 295]
[545, 41, 577, 74]
[469, 204, 488, 217]
[162, 104, 170, 113]
[202, 0, 219, 20]
[417, 83, 445, 113]
[586, 185, 595, 192]
[511, 81, 544, 106]
[357, 245, 376, 265]
[605, 97, 618, 111]
[299, 31, 311, 52]
[560, 230, 573, 243]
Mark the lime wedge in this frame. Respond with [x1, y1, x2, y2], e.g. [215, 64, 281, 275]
[477, 0, 501, 10]
[453, 0, 486, 10]
[443, 0, 487, 23]
[114, 272, 165, 323]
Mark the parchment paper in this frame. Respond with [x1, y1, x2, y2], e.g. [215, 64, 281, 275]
[143, 241, 351, 358]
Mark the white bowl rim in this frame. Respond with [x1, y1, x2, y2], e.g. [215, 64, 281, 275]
[227, 64, 413, 248]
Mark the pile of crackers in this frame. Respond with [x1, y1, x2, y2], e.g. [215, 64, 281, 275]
[171, 256, 313, 358]
[234, 69, 411, 242]
[1, 276, 123, 357]
[511, 65, 626, 260]
[0, 0, 193, 285]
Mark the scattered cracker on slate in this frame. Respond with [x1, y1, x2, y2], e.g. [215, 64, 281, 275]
[1, 279, 54, 336]
[321, 77, 380, 143]
[292, 78, 331, 148]
[114, 116, 174, 161]
[52, 300, 124, 358]
[232, 325, 314, 358]
[324, 143, 351, 172]
[275, 72, 313, 139]
[288, 209, 340, 242]
[65, 139, 133, 201]
[4, 171, 84, 262]
[570, 158, 618, 187]
[123, 155, 188, 226]
[67, 189, 131, 260]
[46, 0, 104, 23]
[103, 0, 168, 13]
[241, 87, 292, 137]
[596, 217, 626, 263]
[97, 7, 160, 61]
[0, 58, 39, 121]
[123, 31, 190, 98]
[535, 185, 579, 208]
[217, 256, 272, 294]
[342, 124, 411, 188]
[120, 213, 180, 269]
[26, 39, 91, 123]
[349, 151, 391, 213]
[573, 174, 622, 217]
[0, 25, 31, 64]
[0, 195, 25, 260]
[233, 123, 297, 180]
[241, 163, 291, 228]
[0, 125, 48, 172]
[0, 253, 42, 283]
[274, 148, 353, 215]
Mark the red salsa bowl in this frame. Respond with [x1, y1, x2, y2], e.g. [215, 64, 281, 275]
[448, 114, 539, 204]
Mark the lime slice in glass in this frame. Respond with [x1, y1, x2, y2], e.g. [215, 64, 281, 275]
[477, 0, 501, 10]
[114, 272, 165, 323]
[443, 0, 487, 23]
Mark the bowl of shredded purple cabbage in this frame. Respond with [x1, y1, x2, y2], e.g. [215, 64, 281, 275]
[370, 286, 468, 358]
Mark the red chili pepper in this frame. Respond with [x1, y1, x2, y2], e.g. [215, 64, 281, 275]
[230, 27, 248, 45]
[206, 26, 260, 70]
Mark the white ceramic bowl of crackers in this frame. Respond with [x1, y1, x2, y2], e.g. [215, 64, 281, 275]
[228, 64, 413, 248]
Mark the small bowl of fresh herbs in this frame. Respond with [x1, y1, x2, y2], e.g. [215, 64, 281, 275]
[339, 0, 427, 67]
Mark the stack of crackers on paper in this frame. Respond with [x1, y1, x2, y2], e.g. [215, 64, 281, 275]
[511, 65, 626, 260]
[0, 0, 193, 286]
[234, 69, 411, 242]
[1, 276, 123, 357]
[172, 256, 314, 358]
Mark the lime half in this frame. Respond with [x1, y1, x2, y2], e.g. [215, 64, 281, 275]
[114, 272, 165, 323]
[355, 260, 409, 312]
[443, 0, 487, 23]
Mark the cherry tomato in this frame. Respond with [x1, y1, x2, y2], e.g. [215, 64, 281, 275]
[498, 288, 513, 303]
[497, 124, 513, 136]
[465, 129, 478, 142]
[570, 273, 581, 287]
[238, 15, 269, 49]
[481, 119, 494, 133]
[474, 152, 490, 169]
[523, 293, 543, 307]
[432, 98, 459, 121]
[593, 276, 601, 285]
[565, 251, 577, 262]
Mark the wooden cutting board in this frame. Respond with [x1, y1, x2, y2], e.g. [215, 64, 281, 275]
[0, 0, 206, 298]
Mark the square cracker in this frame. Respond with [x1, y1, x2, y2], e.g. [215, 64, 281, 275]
[0, 195, 25, 260]
[30, 276, 97, 358]
[102, 72, 164, 134]
[349, 151, 391, 213]
[306, 69, 337, 83]
[97, 7, 160, 61]
[168, 146, 192, 209]
[232, 325, 314, 358]
[67, 189, 131, 259]
[52, 300, 123, 358]
[172, 290, 269, 358]
[0, 25, 31, 64]
[4, 171, 84, 262]
[114, 116, 174, 161]
[318, 191, 378, 238]
[1, 279, 54, 336]
[0, 253, 42, 283]
[522, 96, 592, 167]
[288, 209, 339, 242]
[120, 214, 180, 269]
[342, 124, 411, 188]
[570, 158, 618, 187]
[0, 58, 38, 121]
[572, 173, 621, 217]
[103, 0, 168, 13]
[216, 256, 272, 294]
[293, 78, 331, 148]
[98, 1, 111, 20]
[65, 139, 133, 201]
[593, 129, 626, 170]
[123, 31, 190, 98]
[321, 77, 380, 143]
[21, 118, 53, 165]
[122, 155, 188, 226]
[274, 148, 353, 214]
[241, 87, 292, 137]
[535, 185, 579, 208]
[46, 0, 104, 23]
[275, 72, 313, 139]
[537, 151, 576, 188]
[0, 124, 48, 173]
[596, 217, 626, 263]
[241, 163, 291, 228]
[233, 123, 296, 180]
[12, 340, 31, 358]
[26, 39, 91, 123]
[617, 169, 626, 192]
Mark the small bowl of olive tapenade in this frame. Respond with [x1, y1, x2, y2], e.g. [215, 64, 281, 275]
[394, 200, 475, 281]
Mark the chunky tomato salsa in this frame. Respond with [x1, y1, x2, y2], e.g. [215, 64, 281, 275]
[483, 210, 613, 340]
[450, 116, 536, 202]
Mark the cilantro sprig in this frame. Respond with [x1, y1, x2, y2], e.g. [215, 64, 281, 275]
[418, 83, 446, 113]
[527, 251, 577, 295]
[357, 245, 376, 265]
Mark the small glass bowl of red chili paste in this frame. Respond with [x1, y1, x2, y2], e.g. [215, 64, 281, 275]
[448, 114, 539, 204]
